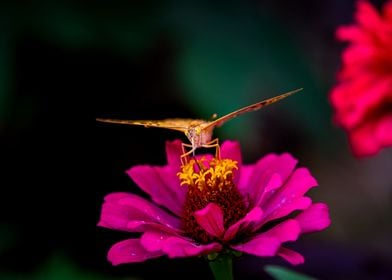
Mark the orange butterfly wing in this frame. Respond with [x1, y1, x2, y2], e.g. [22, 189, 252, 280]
[204, 88, 302, 129]
[96, 118, 206, 133]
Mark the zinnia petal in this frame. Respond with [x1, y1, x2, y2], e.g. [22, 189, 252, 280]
[260, 196, 313, 226]
[165, 140, 183, 167]
[108, 239, 163, 265]
[330, 0, 392, 157]
[247, 153, 298, 207]
[231, 219, 300, 257]
[277, 247, 305, 265]
[223, 207, 263, 241]
[262, 168, 318, 218]
[141, 231, 222, 258]
[194, 203, 225, 238]
[220, 141, 243, 185]
[377, 115, 392, 145]
[163, 237, 222, 258]
[231, 236, 280, 257]
[220, 140, 242, 163]
[237, 164, 255, 194]
[295, 203, 331, 233]
[127, 165, 186, 216]
[98, 192, 180, 233]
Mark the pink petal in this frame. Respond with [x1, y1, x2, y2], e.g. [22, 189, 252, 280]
[376, 114, 392, 146]
[237, 164, 255, 194]
[98, 192, 181, 233]
[230, 236, 280, 257]
[263, 168, 318, 218]
[220, 140, 242, 163]
[126, 221, 181, 234]
[261, 197, 313, 226]
[141, 231, 222, 258]
[108, 239, 163, 265]
[231, 219, 300, 257]
[337, 26, 365, 42]
[163, 237, 222, 258]
[356, 0, 382, 32]
[340, 78, 392, 129]
[261, 219, 301, 242]
[127, 165, 186, 216]
[349, 122, 380, 156]
[385, 1, 392, 21]
[194, 203, 225, 238]
[223, 207, 263, 241]
[247, 153, 298, 207]
[277, 247, 304, 265]
[295, 203, 331, 233]
[165, 140, 183, 167]
[140, 231, 172, 252]
[220, 141, 243, 185]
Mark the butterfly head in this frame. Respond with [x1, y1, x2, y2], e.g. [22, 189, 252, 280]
[185, 123, 214, 149]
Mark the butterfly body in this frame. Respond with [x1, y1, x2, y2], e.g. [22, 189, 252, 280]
[96, 88, 302, 158]
[185, 121, 214, 149]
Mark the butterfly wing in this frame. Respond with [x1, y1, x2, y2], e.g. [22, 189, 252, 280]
[96, 118, 205, 133]
[204, 88, 302, 129]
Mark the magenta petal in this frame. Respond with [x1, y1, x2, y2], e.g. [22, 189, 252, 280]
[126, 221, 180, 234]
[231, 236, 280, 257]
[221, 141, 242, 163]
[140, 231, 172, 252]
[248, 153, 298, 207]
[231, 219, 300, 257]
[220, 141, 242, 185]
[223, 207, 263, 241]
[141, 231, 222, 258]
[163, 237, 222, 258]
[108, 239, 163, 265]
[277, 247, 305, 265]
[263, 168, 318, 217]
[98, 192, 180, 233]
[261, 197, 313, 226]
[194, 203, 225, 238]
[377, 114, 392, 145]
[262, 219, 301, 242]
[127, 165, 186, 216]
[295, 203, 331, 233]
[165, 140, 183, 167]
[237, 165, 255, 194]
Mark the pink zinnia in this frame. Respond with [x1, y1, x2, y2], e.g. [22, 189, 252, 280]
[98, 140, 330, 266]
[330, 0, 392, 157]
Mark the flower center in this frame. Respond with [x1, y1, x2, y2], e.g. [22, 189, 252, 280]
[177, 158, 247, 244]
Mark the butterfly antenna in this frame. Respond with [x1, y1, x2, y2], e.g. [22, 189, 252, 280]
[210, 113, 218, 121]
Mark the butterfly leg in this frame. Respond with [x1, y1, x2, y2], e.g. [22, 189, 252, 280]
[202, 138, 220, 159]
[181, 143, 195, 165]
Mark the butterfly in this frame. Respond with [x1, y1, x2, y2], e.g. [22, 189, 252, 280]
[96, 88, 302, 161]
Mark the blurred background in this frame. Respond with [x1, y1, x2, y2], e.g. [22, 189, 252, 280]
[1, 0, 392, 279]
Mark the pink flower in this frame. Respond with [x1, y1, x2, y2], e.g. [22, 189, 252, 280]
[330, 0, 392, 157]
[98, 140, 330, 266]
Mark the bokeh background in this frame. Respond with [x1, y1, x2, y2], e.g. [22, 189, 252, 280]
[1, 0, 392, 279]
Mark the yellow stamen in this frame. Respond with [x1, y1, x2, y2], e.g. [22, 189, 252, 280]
[177, 158, 238, 191]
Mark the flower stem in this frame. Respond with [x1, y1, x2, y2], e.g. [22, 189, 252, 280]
[208, 254, 233, 280]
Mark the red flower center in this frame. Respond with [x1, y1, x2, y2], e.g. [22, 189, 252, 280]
[177, 158, 247, 244]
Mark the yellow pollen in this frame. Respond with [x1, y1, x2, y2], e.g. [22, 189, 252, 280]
[177, 158, 238, 191]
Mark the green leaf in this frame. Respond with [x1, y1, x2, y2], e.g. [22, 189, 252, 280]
[264, 265, 317, 280]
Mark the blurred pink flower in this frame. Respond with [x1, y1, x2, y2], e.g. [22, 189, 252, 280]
[330, 0, 392, 157]
[98, 140, 330, 266]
